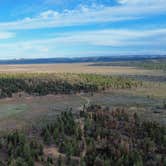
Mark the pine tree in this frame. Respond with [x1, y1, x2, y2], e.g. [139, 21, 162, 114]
[44, 128, 51, 145]
[53, 128, 59, 144]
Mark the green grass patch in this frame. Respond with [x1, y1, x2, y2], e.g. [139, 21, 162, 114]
[0, 104, 28, 119]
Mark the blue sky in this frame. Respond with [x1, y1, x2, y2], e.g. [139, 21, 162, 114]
[0, 0, 166, 59]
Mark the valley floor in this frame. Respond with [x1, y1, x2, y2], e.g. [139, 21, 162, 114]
[0, 79, 165, 132]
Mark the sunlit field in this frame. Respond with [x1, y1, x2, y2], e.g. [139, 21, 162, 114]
[0, 0, 166, 164]
[0, 61, 165, 165]
[0, 63, 165, 76]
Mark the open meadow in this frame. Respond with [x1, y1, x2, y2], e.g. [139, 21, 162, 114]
[0, 62, 165, 165]
[0, 62, 165, 130]
[0, 1, 166, 164]
[0, 63, 165, 76]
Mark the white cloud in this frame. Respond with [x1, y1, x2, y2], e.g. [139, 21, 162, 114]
[28, 28, 165, 47]
[0, 28, 166, 47]
[0, 1, 165, 59]
[0, 1, 165, 30]
[0, 28, 165, 59]
[0, 32, 15, 39]
[118, 0, 166, 6]
[118, 0, 129, 4]
[39, 10, 59, 19]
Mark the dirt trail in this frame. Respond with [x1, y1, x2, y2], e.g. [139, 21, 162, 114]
[44, 145, 63, 158]
[79, 119, 87, 158]
[43, 145, 80, 161]
[77, 94, 91, 110]
[77, 94, 89, 158]
[82, 96, 90, 107]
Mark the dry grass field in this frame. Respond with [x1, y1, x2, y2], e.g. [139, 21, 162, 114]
[0, 63, 164, 76]
[0, 94, 84, 132]
[0, 63, 165, 131]
[0, 85, 165, 132]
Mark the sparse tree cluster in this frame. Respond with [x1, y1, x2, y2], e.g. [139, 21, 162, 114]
[0, 105, 165, 165]
[1, 131, 43, 166]
[41, 111, 82, 157]
[81, 105, 166, 166]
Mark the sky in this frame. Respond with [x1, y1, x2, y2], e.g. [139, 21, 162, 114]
[0, 0, 166, 59]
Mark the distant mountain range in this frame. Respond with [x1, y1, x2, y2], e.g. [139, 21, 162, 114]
[0, 55, 165, 64]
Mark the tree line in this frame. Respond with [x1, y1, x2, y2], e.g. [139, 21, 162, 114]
[0, 73, 142, 98]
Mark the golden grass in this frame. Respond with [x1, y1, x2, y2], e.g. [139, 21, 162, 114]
[112, 82, 166, 99]
[0, 63, 164, 76]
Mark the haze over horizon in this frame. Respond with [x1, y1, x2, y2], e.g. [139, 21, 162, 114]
[0, 0, 166, 59]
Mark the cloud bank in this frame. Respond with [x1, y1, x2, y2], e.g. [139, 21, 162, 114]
[0, 0, 165, 30]
[0, 0, 165, 58]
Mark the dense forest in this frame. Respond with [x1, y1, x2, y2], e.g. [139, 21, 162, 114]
[0, 105, 165, 165]
[0, 73, 141, 98]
